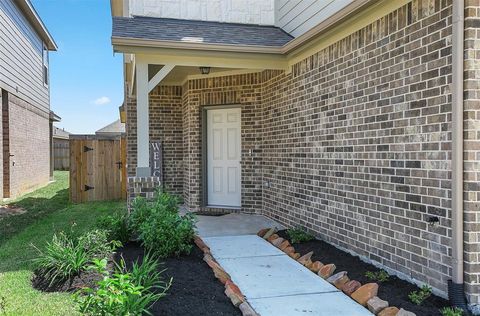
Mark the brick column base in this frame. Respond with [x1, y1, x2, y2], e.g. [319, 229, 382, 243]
[127, 176, 162, 205]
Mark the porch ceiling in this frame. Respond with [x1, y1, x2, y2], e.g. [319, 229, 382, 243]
[157, 66, 245, 85]
[133, 51, 288, 71]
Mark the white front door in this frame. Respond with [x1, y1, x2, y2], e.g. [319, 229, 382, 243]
[207, 107, 241, 207]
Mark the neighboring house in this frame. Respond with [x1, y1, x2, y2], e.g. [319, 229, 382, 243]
[95, 119, 125, 137]
[110, 0, 480, 310]
[0, 0, 58, 198]
[52, 126, 69, 171]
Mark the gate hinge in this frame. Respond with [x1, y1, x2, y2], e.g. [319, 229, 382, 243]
[83, 146, 93, 153]
[84, 185, 94, 191]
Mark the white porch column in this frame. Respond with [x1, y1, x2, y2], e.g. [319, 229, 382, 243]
[135, 62, 175, 177]
[135, 62, 150, 177]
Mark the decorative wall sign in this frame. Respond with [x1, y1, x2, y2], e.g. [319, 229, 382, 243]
[150, 141, 163, 178]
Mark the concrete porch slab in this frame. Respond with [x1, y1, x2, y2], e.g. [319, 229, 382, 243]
[216, 254, 339, 299]
[203, 235, 285, 259]
[249, 292, 373, 316]
[194, 213, 284, 237]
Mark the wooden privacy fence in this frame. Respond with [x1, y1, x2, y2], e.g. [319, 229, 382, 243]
[70, 135, 126, 203]
[53, 139, 69, 170]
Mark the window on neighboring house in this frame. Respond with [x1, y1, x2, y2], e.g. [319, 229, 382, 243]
[42, 44, 49, 86]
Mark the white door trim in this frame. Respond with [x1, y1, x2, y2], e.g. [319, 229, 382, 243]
[206, 107, 241, 208]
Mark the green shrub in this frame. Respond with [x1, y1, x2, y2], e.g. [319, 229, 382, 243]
[139, 211, 196, 258]
[76, 258, 171, 316]
[79, 229, 121, 259]
[33, 229, 120, 285]
[33, 231, 89, 285]
[98, 211, 131, 243]
[152, 190, 179, 214]
[440, 307, 464, 316]
[287, 227, 315, 243]
[129, 190, 196, 258]
[128, 197, 152, 234]
[129, 189, 179, 234]
[364, 270, 390, 283]
[408, 285, 432, 305]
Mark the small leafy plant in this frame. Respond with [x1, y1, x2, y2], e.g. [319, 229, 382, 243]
[76, 257, 171, 315]
[78, 229, 121, 259]
[33, 228, 120, 285]
[408, 285, 432, 305]
[129, 253, 166, 290]
[365, 270, 390, 283]
[139, 211, 196, 258]
[98, 210, 131, 243]
[33, 231, 89, 285]
[129, 190, 196, 258]
[129, 190, 179, 234]
[287, 227, 315, 244]
[128, 197, 153, 234]
[440, 307, 464, 316]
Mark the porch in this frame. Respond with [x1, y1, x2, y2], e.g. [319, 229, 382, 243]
[112, 1, 474, 306]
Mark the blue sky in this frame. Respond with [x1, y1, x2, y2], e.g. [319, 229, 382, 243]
[32, 0, 123, 134]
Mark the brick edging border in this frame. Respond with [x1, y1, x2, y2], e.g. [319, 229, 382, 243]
[194, 236, 260, 316]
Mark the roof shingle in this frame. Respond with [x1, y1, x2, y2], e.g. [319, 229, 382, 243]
[112, 16, 293, 48]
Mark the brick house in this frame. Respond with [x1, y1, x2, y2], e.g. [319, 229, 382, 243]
[0, 0, 59, 199]
[110, 0, 480, 311]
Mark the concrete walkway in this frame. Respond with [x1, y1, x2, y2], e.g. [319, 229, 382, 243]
[195, 213, 284, 237]
[196, 214, 372, 316]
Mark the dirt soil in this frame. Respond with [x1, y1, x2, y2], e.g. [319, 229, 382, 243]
[277, 230, 450, 316]
[32, 268, 104, 292]
[33, 242, 241, 316]
[0, 205, 26, 218]
[117, 242, 241, 316]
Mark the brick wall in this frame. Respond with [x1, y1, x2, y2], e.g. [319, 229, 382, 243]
[7, 93, 50, 198]
[181, 73, 266, 213]
[262, 0, 454, 297]
[0, 90, 4, 199]
[124, 0, 480, 304]
[125, 96, 137, 177]
[463, 0, 480, 305]
[150, 86, 183, 196]
[126, 86, 184, 196]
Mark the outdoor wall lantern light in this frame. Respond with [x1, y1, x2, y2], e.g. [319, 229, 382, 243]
[199, 66, 211, 75]
[427, 216, 440, 227]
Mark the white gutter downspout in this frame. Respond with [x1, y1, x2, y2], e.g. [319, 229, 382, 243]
[450, 0, 468, 311]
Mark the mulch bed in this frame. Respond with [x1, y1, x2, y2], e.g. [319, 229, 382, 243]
[277, 230, 450, 316]
[117, 242, 241, 316]
[32, 258, 113, 292]
[33, 242, 240, 316]
[32, 269, 103, 292]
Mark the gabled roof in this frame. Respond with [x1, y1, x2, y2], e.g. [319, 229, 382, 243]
[95, 119, 125, 136]
[112, 16, 293, 50]
[15, 0, 57, 50]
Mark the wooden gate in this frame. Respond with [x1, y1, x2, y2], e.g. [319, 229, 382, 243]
[69, 135, 127, 203]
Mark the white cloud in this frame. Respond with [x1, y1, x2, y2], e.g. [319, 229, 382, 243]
[93, 96, 111, 105]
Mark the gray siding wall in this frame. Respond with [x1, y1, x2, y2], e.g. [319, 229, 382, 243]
[0, 0, 50, 112]
[275, 0, 354, 37]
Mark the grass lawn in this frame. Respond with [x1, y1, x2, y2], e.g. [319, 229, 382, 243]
[0, 171, 124, 315]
